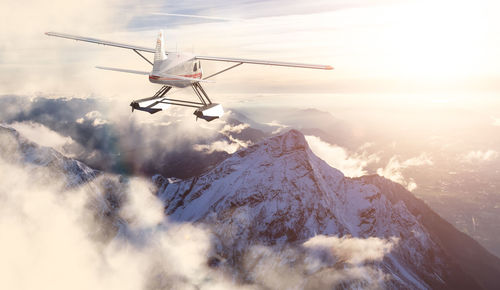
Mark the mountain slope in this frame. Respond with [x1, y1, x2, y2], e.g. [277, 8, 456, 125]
[156, 129, 497, 289]
[359, 175, 500, 290]
[0, 125, 97, 186]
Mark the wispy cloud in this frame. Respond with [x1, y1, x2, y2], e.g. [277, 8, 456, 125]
[193, 140, 242, 154]
[9, 121, 78, 155]
[303, 235, 397, 265]
[265, 120, 289, 134]
[376, 154, 433, 191]
[76, 111, 109, 126]
[461, 150, 499, 163]
[220, 123, 249, 134]
[193, 122, 253, 154]
[305, 135, 379, 177]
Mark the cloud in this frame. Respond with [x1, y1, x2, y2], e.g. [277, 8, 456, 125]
[0, 147, 239, 290]
[461, 150, 499, 163]
[0, 95, 260, 178]
[76, 111, 109, 126]
[265, 120, 289, 134]
[194, 122, 253, 154]
[242, 235, 397, 289]
[376, 154, 433, 191]
[193, 140, 242, 154]
[303, 235, 397, 265]
[305, 135, 379, 177]
[9, 121, 78, 155]
[220, 123, 249, 134]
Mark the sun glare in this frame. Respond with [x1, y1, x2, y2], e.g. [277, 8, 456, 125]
[386, 0, 489, 80]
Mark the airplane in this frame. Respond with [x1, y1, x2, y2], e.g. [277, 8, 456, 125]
[46, 31, 333, 121]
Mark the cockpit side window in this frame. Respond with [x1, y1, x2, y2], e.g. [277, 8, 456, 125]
[194, 63, 197, 71]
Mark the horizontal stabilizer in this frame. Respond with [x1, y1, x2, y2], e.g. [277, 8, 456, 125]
[96, 66, 150, 75]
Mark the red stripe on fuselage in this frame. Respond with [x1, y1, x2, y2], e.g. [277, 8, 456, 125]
[149, 72, 202, 81]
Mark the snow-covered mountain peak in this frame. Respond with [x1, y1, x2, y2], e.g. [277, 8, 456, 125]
[266, 128, 309, 155]
[155, 129, 494, 289]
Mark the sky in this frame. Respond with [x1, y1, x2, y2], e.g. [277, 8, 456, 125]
[1, 0, 499, 99]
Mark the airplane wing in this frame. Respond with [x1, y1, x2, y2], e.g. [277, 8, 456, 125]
[46, 32, 156, 53]
[195, 55, 333, 70]
[96, 66, 150, 75]
[46, 32, 333, 70]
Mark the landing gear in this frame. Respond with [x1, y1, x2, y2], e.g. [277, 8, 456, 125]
[192, 82, 212, 106]
[130, 86, 172, 114]
[130, 83, 224, 122]
[191, 83, 224, 122]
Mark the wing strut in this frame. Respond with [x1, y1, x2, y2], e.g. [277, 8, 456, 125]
[133, 49, 153, 66]
[203, 62, 243, 80]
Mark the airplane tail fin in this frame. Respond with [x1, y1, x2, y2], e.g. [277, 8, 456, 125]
[154, 30, 167, 63]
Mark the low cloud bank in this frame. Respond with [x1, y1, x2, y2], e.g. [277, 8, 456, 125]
[0, 96, 264, 178]
[0, 150, 239, 290]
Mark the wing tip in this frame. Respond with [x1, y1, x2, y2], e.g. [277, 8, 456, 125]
[325, 65, 334, 70]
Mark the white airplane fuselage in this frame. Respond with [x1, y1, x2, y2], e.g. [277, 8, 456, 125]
[149, 53, 203, 88]
[148, 31, 203, 88]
